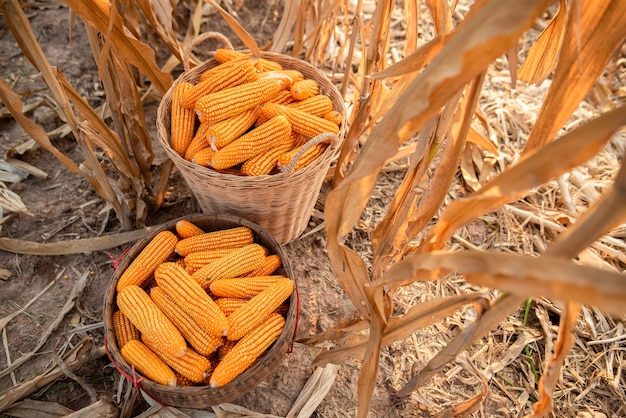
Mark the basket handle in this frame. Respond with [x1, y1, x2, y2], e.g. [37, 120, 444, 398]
[182, 32, 234, 72]
[280, 132, 339, 174]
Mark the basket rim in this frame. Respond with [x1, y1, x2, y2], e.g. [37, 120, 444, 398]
[103, 213, 298, 407]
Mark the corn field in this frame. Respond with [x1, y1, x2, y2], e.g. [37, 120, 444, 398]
[0, 0, 625, 417]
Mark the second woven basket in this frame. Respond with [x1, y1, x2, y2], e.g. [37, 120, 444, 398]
[156, 37, 346, 244]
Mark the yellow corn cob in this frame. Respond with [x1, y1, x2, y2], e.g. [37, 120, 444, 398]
[191, 244, 267, 290]
[142, 335, 212, 383]
[268, 90, 296, 105]
[174, 373, 195, 387]
[155, 262, 230, 337]
[175, 226, 254, 257]
[209, 275, 287, 299]
[207, 108, 259, 150]
[116, 230, 178, 292]
[226, 277, 293, 340]
[142, 336, 211, 383]
[190, 147, 216, 167]
[199, 56, 254, 82]
[290, 79, 319, 100]
[195, 78, 287, 124]
[210, 115, 291, 170]
[291, 132, 309, 148]
[240, 130, 296, 176]
[184, 248, 237, 274]
[150, 286, 223, 356]
[258, 69, 304, 84]
[287, 94, 334, 117]
[209, 312, 285, 387]
[215, 297, 249, 316]
[120, 340, 177, 387]
[259, 102, 339, 138]
[324, 110, 343, 126]
[244, 254, 283, 277]
[113, 310, 141, 349]
[216, 338, 237, 362]
[181, 58, 258, 109]
[213, 49, 283, 72]
[277, 142, 328, 172]
[171, 82, 197, 156]
[183, 123, 211, 161]
[175, 219, 205, 239]
[116, 285, 187, 357]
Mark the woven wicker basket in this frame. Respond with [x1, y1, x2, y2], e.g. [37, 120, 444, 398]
[156, 34, 346, 244]
[103, 213, 298, 408]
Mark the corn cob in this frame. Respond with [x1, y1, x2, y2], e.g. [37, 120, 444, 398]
[154, 262, 230, 337]
[190, 147, 216, 167]
[244, 254, 283, 277]
[207, 107, 259, 150]
[217, 297, 288, 318]
[213, 49, 283, 72]
[175, 220, 205, 239]
[290, 79, 319, 100]
[277, 142, 329, 172]
[184, 248, 237, 274]
[199, 56, 253, 82]
[192, 244, 267, 290]
[287, 94, 334, 117]
[240, 131, 296, 176]
[268, 90, 296, 105]
[116, 285, 187, 357]
[116, 230, 178, 292]
[181, 58, 258, 109]
[209, 275, 287, 299]
[226, 277, 293, 340]
[183, 123, 211, 161]
[113, 310, 140, 349]
[216, 338, 237, 362]
[210, 114, 291, 170]
[175, 226, 254, 257]
[171, 82, 197, 156]
[120, 340, 177, 387]
[324, 110, 343, 126]
[150, 286, 223, 356]
[142, 335, 212, 383]
[209, 312, 285, 387]
[258, 69, 304, 84]
[175, 373, 195, 387]
[259, 102, 339, 138]
[215, 297, 249, 316]
[195, 78, 287, 124]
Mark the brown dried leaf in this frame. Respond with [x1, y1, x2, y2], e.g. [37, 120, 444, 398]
[64, 0, 173, 94]
[206, 0, 260, 58]
[530, 302, 580, 417]
[272, 0, 299, 53]
[420, 104, 626, 252]
[518, 0, 567, 85]
[135, 0, 182, 61]
[523, 0, 626, 154]
[376, 250, 626, 316]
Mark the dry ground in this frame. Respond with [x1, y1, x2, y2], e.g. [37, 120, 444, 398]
[0, 1, 625, 417]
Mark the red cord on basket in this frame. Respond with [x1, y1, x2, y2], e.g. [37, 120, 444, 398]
[106, 246, 132, 271]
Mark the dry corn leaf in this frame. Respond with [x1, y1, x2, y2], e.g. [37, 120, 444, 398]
[426, 0, 453, 35]
[0, 183, 32, 216]
[207, 0, 260, 58]
[324, 2, 552, 415]
[518, 0, 568, 85]
[271, 0, 298, 53]
[531, 301, 580, 417]
[376, 251, 625, 316]
[135, 0, 182, 61]
[420, 104, 626, 252]
[64, 0, 173, 94]
[523, 0, 626, 153]
[312, 293, 489, 367]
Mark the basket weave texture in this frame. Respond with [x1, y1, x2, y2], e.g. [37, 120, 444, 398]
[103, 213, 297, 408]
[156, 50, 346, 244]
